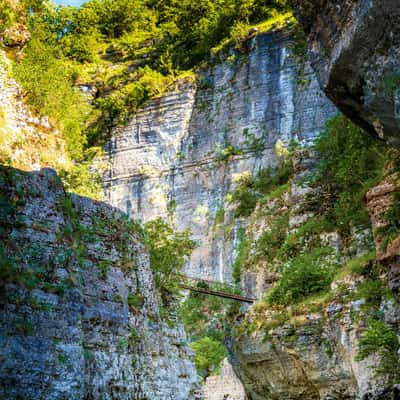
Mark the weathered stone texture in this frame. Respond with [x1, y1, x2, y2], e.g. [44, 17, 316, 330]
[0, 167, 198, 400]
[203, 358, 247, 400]
[104, 29, 337, 283]
[288, 0, 400, 147]
[229, 153, 399, 400]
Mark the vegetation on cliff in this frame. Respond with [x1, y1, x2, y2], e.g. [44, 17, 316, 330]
[228, 116, 399, 383]
[0, 0, 293, 198]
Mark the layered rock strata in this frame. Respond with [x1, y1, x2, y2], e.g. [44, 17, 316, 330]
[0, 167, 198, 400]
[288, 0, 400, 147]
[104, 29, 337, 282]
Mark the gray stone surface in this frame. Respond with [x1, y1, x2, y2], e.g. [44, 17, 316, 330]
[288, 0, 400, 147]
[0, 167, 198, 400]
[104, 29, 337, 283]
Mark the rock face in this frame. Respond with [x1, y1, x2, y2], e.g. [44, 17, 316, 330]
[231, 305, 398, 400]
[228, 152, 400, 400]
[367, 177, 400, 297]
[0, 51, 69, 171]
[288, 0, 400, 147]
[104, 29, 337, 282]
[203, 358, 247, 400]
[0, 167, 198, 400]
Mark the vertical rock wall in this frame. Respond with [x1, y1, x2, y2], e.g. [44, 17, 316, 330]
[0, 167, 198, 400]
[104, 29, 337, 283]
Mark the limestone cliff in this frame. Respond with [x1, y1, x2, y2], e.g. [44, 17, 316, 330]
[0, 166, 198, 399]
[287, 0, 400, 147]
[228, 150, 400, 400]
[104, 28, 337, 283]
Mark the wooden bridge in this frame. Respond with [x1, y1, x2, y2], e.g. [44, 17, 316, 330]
[179, 277, 256, 304]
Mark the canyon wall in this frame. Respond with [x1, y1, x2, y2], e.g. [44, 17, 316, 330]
[288, 0, 400, 147]
[104, 28, 337, 283]
[228, 150, 400, 400]
[0, 166, 198, 399]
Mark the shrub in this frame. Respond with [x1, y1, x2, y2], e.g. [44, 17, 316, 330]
[356, 319, 399, 381]
[190, 336, 228, 377]
[311, 115, 387, 235]
[229, 152, 294, 217]
[267, 247, 335, 305]
[256, 212, 289, 260]
[13, 38, 89, 160]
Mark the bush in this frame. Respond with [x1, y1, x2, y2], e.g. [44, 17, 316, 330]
[356, 319, 399, 381]
[230, 157, 294, 217]
[311, 115, 387, 235]
[13, 38, 90, 160]
[190, 336, 228, 377]
[256, 212, 289, 260]
[267, 247, 335, 305]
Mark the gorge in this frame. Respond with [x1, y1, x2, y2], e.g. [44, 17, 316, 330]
[0, 0, 399, 399]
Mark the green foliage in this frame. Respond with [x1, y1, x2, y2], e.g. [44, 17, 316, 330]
[278, 216, 334, 259]
[190, 336, 228, 377]
[229, 157, 293, 217]
[215, 142, 243, 162]
[255, 212, 289, 260]
[59, 148, 104, 199]
[214, 205, 225, 225]
[353, 279, 390, 309]
[13, 38, 89, 160]
[232, 227, 249, 283]
[144, 217, 194, 305]
[356, 319, 399, 381]
[15, 320, 34, 336]
[375, 191, 400, 251]
[0, 0, 14, 34]
[310, 115, 387, 235]
[127, 292, 144, 313]
[267, 247, 335, 305]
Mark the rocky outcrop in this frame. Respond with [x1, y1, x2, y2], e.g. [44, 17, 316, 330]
[104, 28, 337, 282]
[367, 176, 400, 297]
[0, 51, 69, 171]
[228, 152, 400, 400]
[288, 0, 400, 147]
[203, 358, 247, 400]
[0, 167, 198, 399]
[231, 302, 398, 400]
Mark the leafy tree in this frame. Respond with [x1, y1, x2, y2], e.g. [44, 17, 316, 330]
[144, 217, 194, 304]
[356, 319, 400, 381]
